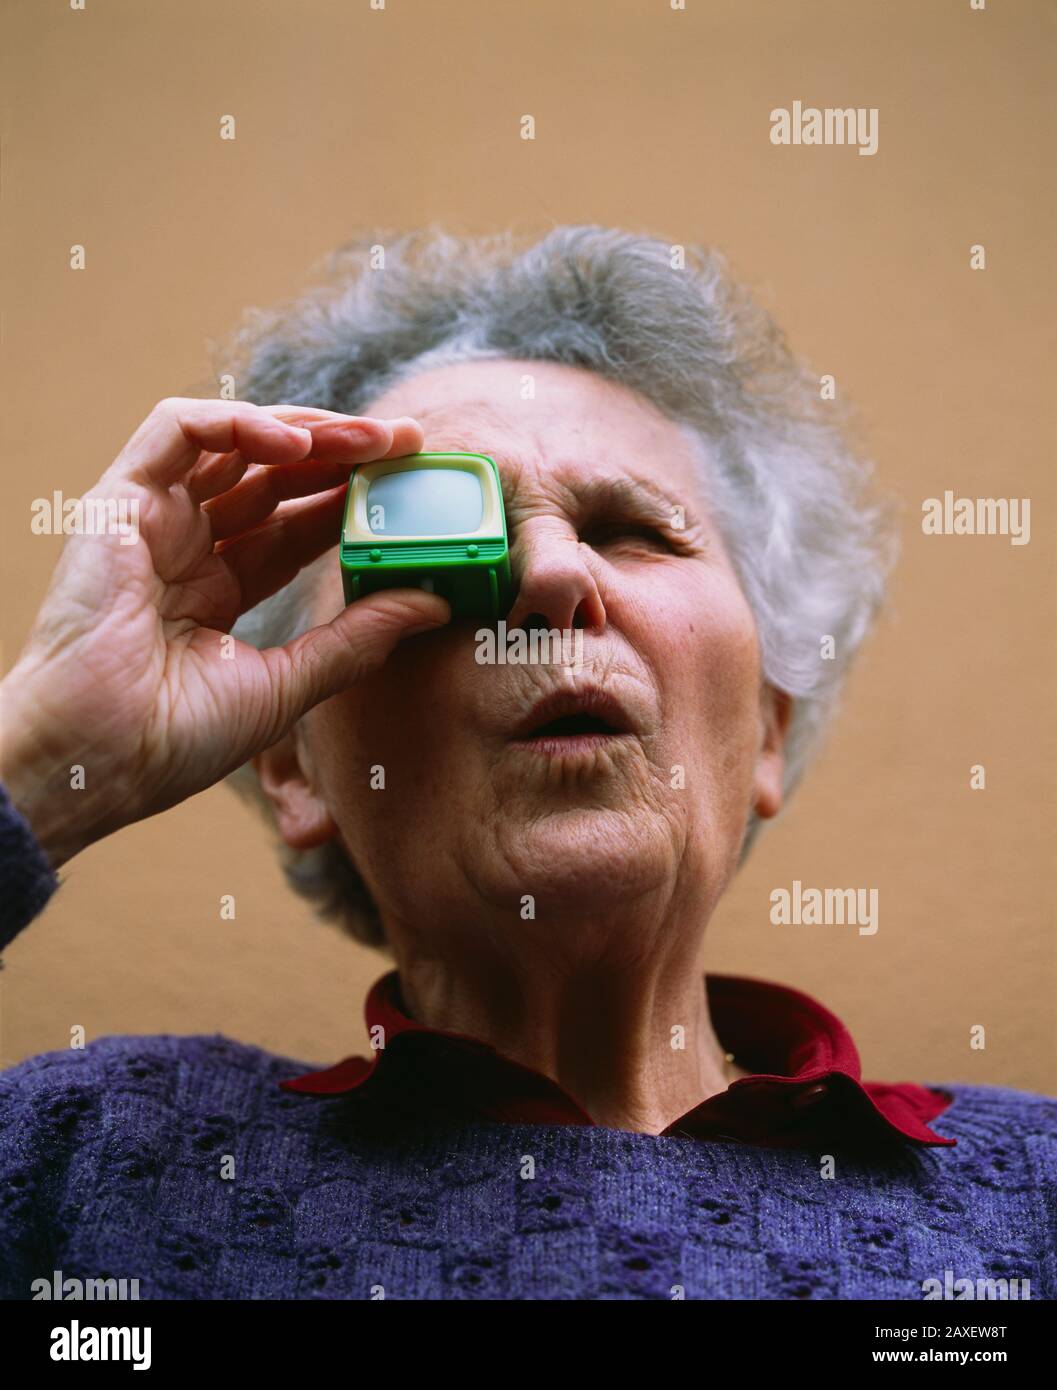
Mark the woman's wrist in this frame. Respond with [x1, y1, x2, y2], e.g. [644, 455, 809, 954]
[0, 675, 88, 871]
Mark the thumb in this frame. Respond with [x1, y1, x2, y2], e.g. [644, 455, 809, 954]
[262, 589, 451, 726]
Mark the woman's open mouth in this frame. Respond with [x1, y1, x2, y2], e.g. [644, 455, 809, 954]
[507, 693, 636, 758]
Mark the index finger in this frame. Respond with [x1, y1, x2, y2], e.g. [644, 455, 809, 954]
[112, 398, 422, 489]
[264, 406, 424, 462]
[113, 398, 316, 488]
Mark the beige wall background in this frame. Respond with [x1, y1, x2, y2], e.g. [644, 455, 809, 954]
[2, 0, 1054, 1093]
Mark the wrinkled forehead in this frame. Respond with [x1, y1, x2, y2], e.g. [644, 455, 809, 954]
[362, 361, 707, 515]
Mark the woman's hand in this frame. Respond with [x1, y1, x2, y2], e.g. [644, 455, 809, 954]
[0, 398, 450, 869]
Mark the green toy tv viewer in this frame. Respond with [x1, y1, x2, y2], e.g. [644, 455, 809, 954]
[339, 452, 514, 621]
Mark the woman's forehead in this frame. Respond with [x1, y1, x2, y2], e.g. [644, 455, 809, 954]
[364, 360, 704, 507]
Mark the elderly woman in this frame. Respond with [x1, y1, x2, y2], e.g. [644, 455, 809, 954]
[0, 227, 1051, 1302]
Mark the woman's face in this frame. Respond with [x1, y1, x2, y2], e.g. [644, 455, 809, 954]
[290, 358, 788, 950]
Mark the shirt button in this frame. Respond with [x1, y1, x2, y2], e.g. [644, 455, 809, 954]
[790, 1083, 828, 1110]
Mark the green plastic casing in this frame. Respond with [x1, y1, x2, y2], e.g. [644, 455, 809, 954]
[339, 451, 514, 621]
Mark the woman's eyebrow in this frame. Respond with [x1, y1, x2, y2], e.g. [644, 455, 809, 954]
[574, 474, 694, 524]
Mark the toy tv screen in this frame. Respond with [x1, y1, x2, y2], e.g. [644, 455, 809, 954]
[367, 469, 484, 535]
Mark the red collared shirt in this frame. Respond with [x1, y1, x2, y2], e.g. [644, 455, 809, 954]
[281, 971, 955, 1149]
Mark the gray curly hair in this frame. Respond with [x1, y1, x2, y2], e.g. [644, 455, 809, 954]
[223, 224, 897, 950]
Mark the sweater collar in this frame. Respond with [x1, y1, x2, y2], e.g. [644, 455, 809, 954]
[280, 970, 955, 1149]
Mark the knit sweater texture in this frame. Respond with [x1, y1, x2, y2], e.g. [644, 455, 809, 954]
[2, 1031, 1056, 1300]
[1, 786, 1054, 1300]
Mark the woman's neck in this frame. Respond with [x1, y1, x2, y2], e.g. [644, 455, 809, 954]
[386, 906, 738, 1135]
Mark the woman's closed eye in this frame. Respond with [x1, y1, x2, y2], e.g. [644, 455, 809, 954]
[579, 520, 683, 554]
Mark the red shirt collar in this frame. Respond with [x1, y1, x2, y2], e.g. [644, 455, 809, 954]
[280, 971, 954, 1149]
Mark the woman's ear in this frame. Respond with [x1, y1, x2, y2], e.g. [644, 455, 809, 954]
[254, 731, 338, 850]
[753, 685, 793, 821]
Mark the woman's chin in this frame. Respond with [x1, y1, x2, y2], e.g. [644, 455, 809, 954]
[492, 806, 678, 906]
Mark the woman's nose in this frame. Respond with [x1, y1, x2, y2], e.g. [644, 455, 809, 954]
[505, 518, 607, 633]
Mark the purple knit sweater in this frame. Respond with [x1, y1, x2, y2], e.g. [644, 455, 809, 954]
[1, 784, 1054, 1300]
